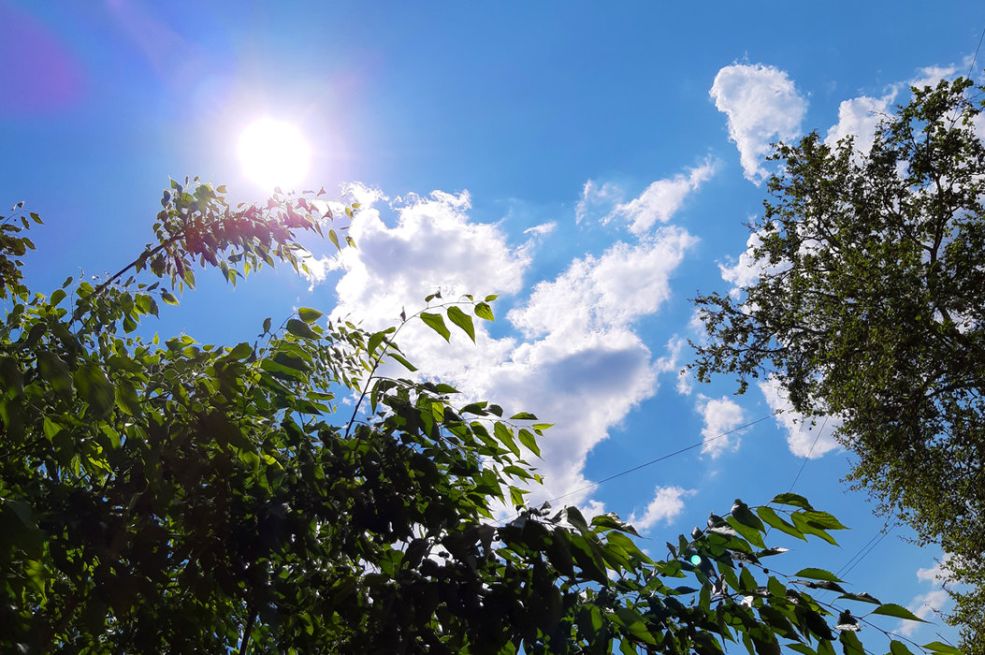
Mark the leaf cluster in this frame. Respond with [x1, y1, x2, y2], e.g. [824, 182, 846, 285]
[0, 181, 938, 653]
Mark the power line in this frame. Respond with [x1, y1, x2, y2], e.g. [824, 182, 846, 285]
[838, 525, 893, 578]
[787, 415, 830, 492]
[966, 22, 985, 79]
[535, 414, 774, 507]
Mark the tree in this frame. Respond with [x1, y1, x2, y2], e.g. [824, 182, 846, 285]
[691, 77, 985, 651]
[0, 180, 931, 654]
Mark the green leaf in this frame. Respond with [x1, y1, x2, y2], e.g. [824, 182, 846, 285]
[889, 641, 914, 655]
[74, 363, 116, 419]
[286, 318, 319, 340]
[921, 642, 961, 654]
[770, 493, 813, 510]
[474, 302, 494, 321]
[787, 645, 816, 655]
[0, 357, 23, 394]
[49, 289, 67, 306]
[227, 342, 253, 360]
[837, 592, 881, 605]
[446, 305, 476, 342]
[114, 380, 142, 416]
[42, 416, 62, 440]
[800, 510, 848, 530]
[510, 411, 538, 420]
[328, 228, 340, 250]
[839, 631, 864, 655]
[756, 506, 806, 540]
[493, 422, 520, 457]
[161, 290, 179, 305]
[726, 515, 765, 549]
[731, 500, 766, 533]
[38, 351, 74, 401]
[794, 568, 844, 583]
[420, 312, 451, 342]
[614, 607, 657, 645]
[367, 331, 388, 357]
[517, 428, 540, 457]
[298, 307, 322, 323]
[870, 603, 926, 622]
[388, 352, 417, 372]
[792, 511, 838, 545]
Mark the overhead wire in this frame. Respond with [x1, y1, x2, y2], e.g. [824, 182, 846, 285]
[787, 415, 830, 492]
[966, 22, 985, 79]
[530, 414, 775, 509]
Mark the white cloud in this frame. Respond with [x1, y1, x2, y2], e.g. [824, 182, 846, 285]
[523, 221, 556, 237]
[916, 560, 950, 584]
[824, 90, 897, 155]
[710, 63, 807, 183]
[509, 227, 697, 340]
[758, 377, 841, 459]
[719, 229, 766, 297]
[607, 160, 717, 234]
[696, 394, 747, 458]
[911, 64, 958, 90]
[297, 248, 340, 290]
[654, 335, 694, 396]
[718, 226, 796, 300]
[897, 556, 954, 636]
[330, 188, 528, 327]
[576, 179, 622, 224]
[323, 184, 700, 511]
[629, 486, 695, 532]
[899, 589, 949, 637]
[483, 329, 660, 506]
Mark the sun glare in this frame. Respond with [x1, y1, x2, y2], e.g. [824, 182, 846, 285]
[237, 118, 311, 191]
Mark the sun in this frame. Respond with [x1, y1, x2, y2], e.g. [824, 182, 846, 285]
[237, 118, 311, 191]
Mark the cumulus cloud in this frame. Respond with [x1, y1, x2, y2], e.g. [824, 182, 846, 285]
[896, 556, 954, 636]
[607, 160, 717, 234]
[509, 227, 697, 340]
[710, 63, 807, 183]
[824, 91, 896, 155]
[910, 64, 958, 90]
[899, 589, 950, 637]
[323, 184, 701, 509]
[718, 225, 798, 300]
[917, 560, 951, 584]
[654, 335, 694, 396]
[758, 377, 841, 459]
[719, 229, 767, 297]
[330, 187, 528, 327]
[483, 330, 660, 506]
[629, 486, 695, 532]
[695, 394, 747, 458]
[297, 248, 340, 290]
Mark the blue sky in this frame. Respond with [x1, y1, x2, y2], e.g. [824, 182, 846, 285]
[3, 0, 983, 648]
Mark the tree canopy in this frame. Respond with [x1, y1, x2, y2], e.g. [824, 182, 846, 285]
[0, 179, 939, 653]
[692, 77, 985, 651]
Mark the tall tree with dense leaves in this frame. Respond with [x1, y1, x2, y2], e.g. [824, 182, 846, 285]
[0, 180, 936, 653]
[692, 76, 985, 652]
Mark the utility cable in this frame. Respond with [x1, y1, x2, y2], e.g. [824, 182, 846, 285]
[533, 414, 774, 508]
